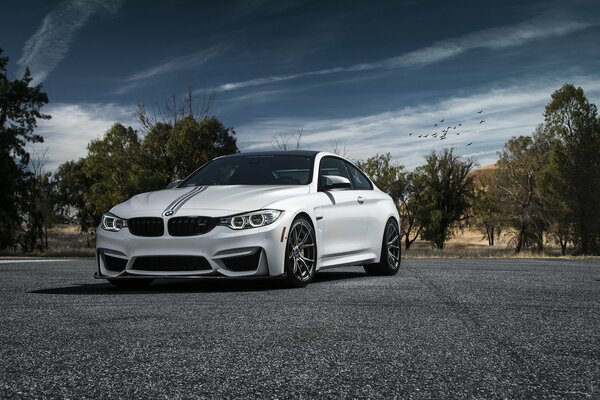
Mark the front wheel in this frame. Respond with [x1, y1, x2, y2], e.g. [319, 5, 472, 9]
[284, 216, 317, 288]
[364, 218, 401, 276]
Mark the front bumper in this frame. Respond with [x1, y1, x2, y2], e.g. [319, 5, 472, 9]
[95, 212, 293, 280]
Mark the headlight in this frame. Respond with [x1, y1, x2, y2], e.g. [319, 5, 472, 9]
[101, 213, 128, 232]
[219, 210, 282, 230]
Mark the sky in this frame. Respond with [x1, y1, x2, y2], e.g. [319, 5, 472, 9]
[2, 0, 600, 171]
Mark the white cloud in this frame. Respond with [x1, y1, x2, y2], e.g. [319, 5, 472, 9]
[213, 17, 593, 92]
[126, 45, 228, 82]
[17, 0, 124, 85]
[234, 76, 600, 169]
[31, 103, 135, 171]
[381, 19, 592, 69]
[215, 66, 347, 91]
[110, 45, 229, 95]
[28, 78, 600, 174]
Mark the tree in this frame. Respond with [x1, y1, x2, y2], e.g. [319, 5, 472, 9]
[538, 154, 573, 255]
[137, 92, 238, 182]
[136, 89, 214, 134]
[56, 92, 238, 235]
[543, 84, 600, 255]
[139, 115, 238, 182]
[55, 159, 97, 244]
[398, 174, 425, 250]
[411, 148, 475, 249]
[470, 168, 503, 246]
[20, 171, 59, 252]
[540, 164, 573, 255]
[18, 148, 60, 252]
[329, 140, 349, 157]
[167, 115, 238, 178]
[0, 48, 50, 249]
[495, 131, 549, 253]
[138, 122, 173, 187]
[270, 129, 303, 151]
[82, 123, 143, 224]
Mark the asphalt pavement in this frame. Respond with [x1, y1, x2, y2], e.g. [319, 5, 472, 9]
[1, 258, 599, 399]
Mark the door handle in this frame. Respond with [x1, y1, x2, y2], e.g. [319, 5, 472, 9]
[357, 196, 365, 204]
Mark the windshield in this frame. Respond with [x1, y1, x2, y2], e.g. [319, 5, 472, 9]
[180, 155, 314, 186]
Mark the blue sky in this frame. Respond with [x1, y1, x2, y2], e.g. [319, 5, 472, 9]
[2, 0, 600, 171]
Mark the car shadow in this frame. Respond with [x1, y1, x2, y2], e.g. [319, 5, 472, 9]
[28, 270, 368, 295]
[313, 270, 366, 284]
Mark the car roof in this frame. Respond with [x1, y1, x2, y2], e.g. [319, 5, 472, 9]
[220, 150, 321, 158]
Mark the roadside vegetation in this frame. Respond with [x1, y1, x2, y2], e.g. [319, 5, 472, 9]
[2, 47, 600, 257]
[357, 84, 600, 257]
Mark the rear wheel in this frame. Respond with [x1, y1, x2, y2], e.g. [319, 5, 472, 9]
[107, 279, 153, 290]
[284, 216, 317, 288]
[364, 218, 401, 276]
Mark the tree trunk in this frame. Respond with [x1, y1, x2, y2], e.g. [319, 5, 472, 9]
[536, 231, 543, 253]
[486, 225, 495, 246]
[580, 214, 589, 255]
[404, 226, 422, 250]
[435, 238, 444, 250]
[44, 225, 49, 250]
[515, 225, 525, 253]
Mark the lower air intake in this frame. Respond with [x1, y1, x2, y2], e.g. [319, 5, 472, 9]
[222, 251, 261, 272]
[105, 255, 128, 272]
[132, 256, 211, 272]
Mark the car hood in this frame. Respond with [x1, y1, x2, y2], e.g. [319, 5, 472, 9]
[110, 185, 310, 218]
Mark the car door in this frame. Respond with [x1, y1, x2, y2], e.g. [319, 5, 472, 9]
[343, 160, 384, 251]
[317, 156, 369, 258]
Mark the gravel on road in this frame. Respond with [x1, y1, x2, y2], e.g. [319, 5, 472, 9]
[1, 258, 599, 399]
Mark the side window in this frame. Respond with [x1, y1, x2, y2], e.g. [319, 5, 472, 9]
[319, 157, 352, 183]
[345, 161, 373, 190]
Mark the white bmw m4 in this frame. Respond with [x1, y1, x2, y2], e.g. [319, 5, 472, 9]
[96, 151, 401, 288]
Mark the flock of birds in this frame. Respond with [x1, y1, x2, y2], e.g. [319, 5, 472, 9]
[408, 109, 485, 147]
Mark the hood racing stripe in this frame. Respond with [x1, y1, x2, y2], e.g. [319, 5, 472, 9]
[165, 186, 202, 211]
[162, 186, 208, 216]
[163, 186, 203, 215]
[170, 186, 208, 214]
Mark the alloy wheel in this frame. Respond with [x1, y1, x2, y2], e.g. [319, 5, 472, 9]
[287, 219, 316, 282]
[386, 222, 400, 269]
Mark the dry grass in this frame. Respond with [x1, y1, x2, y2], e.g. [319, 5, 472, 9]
[404, 227, 565, 258]
[404, 242, 563, 258]
[0, 225, 95, 258]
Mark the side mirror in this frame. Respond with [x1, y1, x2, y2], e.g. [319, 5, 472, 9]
[166, 179, 183, 189]
[319, 175, 352, 191]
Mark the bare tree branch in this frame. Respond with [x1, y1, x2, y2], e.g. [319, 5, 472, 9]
[136, 90, 216, 133]
[28, 147, 49, 177]
[329, 140, 349, 157]
[271, 128, 303, 150]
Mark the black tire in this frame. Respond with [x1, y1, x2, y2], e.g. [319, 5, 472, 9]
[284, 216, 317, 288]
[364, 218, 401, 276]
[107, 278, 153, 290]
